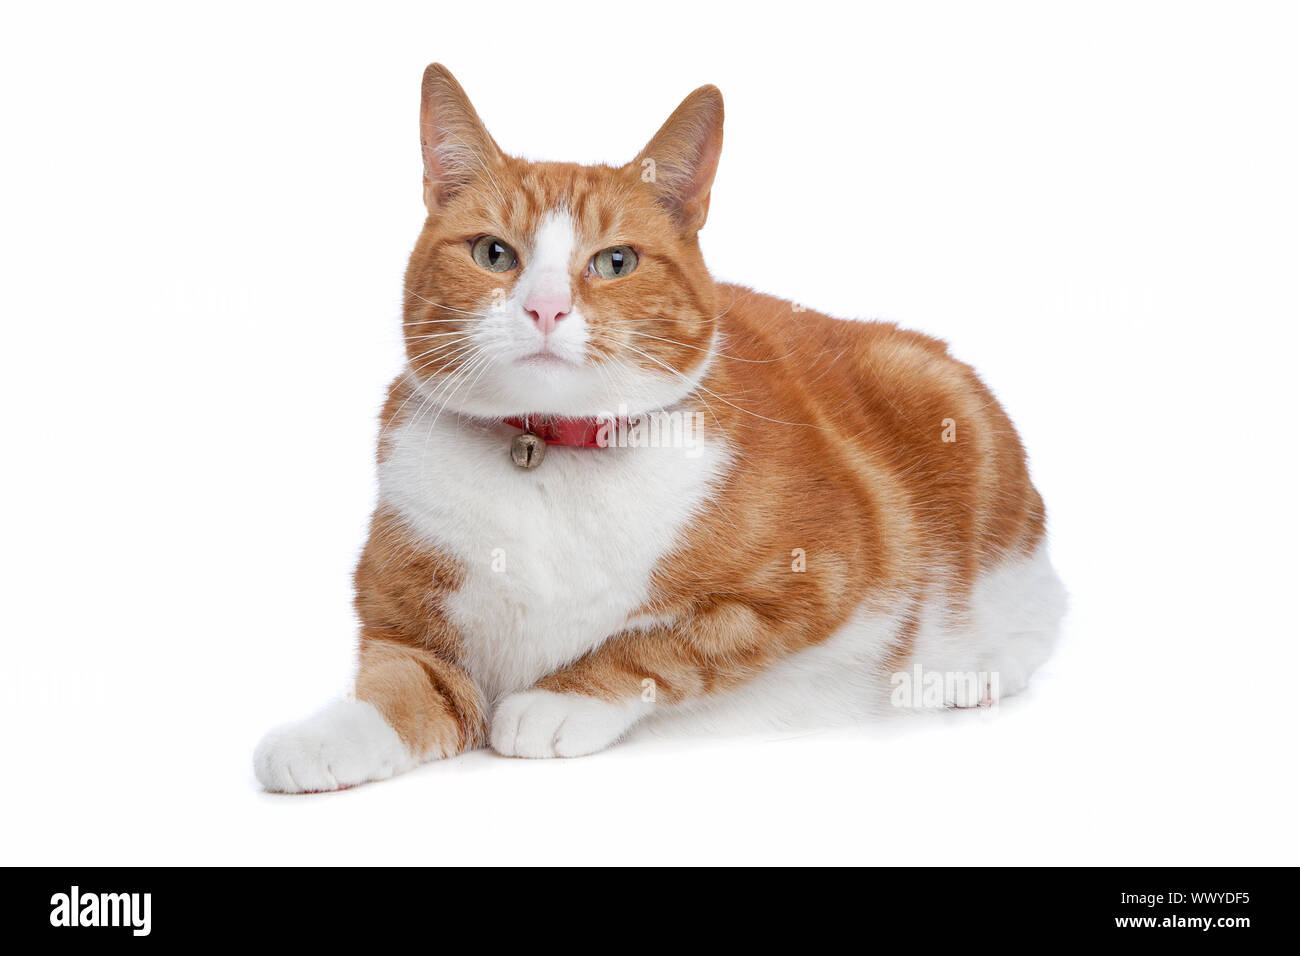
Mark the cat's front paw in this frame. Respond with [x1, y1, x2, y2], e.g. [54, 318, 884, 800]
[490, 689, 650, 758]
[253, 699, 415, 793]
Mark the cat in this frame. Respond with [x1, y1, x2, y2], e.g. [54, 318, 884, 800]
[254, 64, 1066, 792]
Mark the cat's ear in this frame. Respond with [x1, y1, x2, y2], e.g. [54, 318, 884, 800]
[633, 85, 724, 234]
[420, 64, 505, 212]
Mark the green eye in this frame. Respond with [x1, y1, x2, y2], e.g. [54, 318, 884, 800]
[590, 245, 638, 279]
[471, 236, 518, 272]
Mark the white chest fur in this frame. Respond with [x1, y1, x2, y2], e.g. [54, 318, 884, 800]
[378, 408, 731, 703]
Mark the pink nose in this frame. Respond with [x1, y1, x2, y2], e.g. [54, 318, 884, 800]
[524, 291, 571, 335]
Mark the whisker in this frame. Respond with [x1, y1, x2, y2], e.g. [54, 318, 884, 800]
[379, 341, 484, 439]
[606, 324, 794, 363]
[615, 340, 821, 429]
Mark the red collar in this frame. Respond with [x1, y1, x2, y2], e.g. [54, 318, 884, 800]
[503, 415, 624, 448]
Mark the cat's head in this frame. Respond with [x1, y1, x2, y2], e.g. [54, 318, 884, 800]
[402, 64, 723, 419]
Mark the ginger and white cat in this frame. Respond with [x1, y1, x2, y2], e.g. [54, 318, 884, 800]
[254, 64, 1065, 792]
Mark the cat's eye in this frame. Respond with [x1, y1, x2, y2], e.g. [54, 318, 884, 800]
[471, 236, 518, 273]
[590, 245, 638, 279]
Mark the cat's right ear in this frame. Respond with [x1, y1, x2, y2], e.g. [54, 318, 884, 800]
[420, 64, 504, 212]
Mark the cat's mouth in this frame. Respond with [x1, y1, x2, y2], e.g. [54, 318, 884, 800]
[516, 351, 578, 370]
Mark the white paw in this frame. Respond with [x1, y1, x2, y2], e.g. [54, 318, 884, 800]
[490, 689, 650, 758]
[253, 699, 415, 793]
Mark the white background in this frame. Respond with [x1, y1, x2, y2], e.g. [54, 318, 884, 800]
[2, 1, 1297, 865]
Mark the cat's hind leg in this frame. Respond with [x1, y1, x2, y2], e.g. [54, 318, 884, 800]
[911, 542, 1067, 708]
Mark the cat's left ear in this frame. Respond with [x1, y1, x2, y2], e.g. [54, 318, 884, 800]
[632, 85, 724, 234]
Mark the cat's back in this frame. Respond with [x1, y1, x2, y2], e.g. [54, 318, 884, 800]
[711, 282, 976, 410]
[707, 283, 1046, 574]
